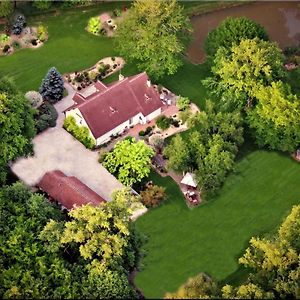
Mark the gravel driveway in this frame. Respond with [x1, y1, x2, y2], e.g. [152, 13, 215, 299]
[11, 83, 124, 201]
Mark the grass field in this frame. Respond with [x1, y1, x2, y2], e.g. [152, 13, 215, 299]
[0, 2, 124, 92]
[134, 149, 300, 298]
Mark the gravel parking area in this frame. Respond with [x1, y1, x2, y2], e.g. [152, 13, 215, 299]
[11, 83, 123, 201]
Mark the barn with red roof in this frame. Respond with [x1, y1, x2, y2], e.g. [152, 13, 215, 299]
[38, 170, 106, 210]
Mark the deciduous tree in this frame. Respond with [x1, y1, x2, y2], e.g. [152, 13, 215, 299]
[204, 17, 268, 58]
[0, 1, 13, 18]
[116, 0, 191, 79]
[103, 138, 155, 186]
[247, 81, 300, 152]
[0, 77, 35, 184]
[204, 38, 285, 110]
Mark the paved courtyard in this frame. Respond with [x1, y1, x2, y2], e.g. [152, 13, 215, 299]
[11, 83, 123, 201]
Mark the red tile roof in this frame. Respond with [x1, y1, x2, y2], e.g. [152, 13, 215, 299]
[68, 72, 163, 139]
[38, 170, 106, 210]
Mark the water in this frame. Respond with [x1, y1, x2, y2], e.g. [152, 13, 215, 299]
[187, 1, 300, 64]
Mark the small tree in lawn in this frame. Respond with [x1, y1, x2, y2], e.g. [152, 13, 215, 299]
[39, 67, 64, 104]
[141, 184, 166, 208]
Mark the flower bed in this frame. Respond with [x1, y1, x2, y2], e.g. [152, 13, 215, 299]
[64, 56, 125, 91]
[0, 25, 48, 56]
[86, 8, 128, 37]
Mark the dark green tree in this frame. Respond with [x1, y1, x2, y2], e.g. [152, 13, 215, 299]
[204, 17, 268, 59]
[0, 1, 13, 18]
[0, 77, 35, 184]
[39, 67, 64, 104]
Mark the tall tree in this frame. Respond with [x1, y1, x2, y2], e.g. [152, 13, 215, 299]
[39, 67, 64, 104]
[103, 138, 155, 186]
[204, 38, 285, 110]
[116, 0, 191, 79]
[0, 77, 35, 184]
[204, 17, 268, 59]
[247, 81, 300, 152]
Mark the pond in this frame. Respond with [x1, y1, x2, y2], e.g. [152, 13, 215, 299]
[187, 1, 300, 64]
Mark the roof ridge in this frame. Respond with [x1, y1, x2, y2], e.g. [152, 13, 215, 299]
[128, 72, 147, 83]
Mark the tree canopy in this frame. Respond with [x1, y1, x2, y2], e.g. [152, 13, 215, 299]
[204, 38, 285, 110]
[0, 183, 141, 298]
[247, 81, 300, 152]
[103, 138, 155, 186]
[0, 77, 36, 184]
[204, 17, 268, 59]
[164, 100, 243, 195]
[116, 0, 191, 79]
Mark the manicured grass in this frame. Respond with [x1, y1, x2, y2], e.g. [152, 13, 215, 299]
[135, 150, 300, 298]
[0, 2, 126, 92]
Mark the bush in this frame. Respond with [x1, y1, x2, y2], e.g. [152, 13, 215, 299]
[0, 34, 10, 43]
[35, 102, 58, 132]
[31, 39, 38, 46]
[12, 41, 20, 49]
[139, 130, 145, 137]
[64, 116, 95, 149]
[145, 126, 152, 135]
[178, 107, 192, 124]
[37, 25, 47, 42]
[98, 151, 108, 163]
[3, 44, 10, 53]
[150, 134, 164, 152]
[12, 15, 26, 35]
[176, 96, 190, 111]
[113, 8, 122, 17]
[87, 16, 101, 35]
[140, 184, 166, 208]
[170, 118, 180, 127]
[156, 115, 171, 130]
[25, 91, 43, 108]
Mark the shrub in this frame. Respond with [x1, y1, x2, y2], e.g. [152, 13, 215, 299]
[140, 184, 166, 208]
[98, 151, 108, 163]
[145, 126, 152, 135]
[87, 16, 101, 35]
[100, 28, 107, 36]
[64, 116, 95, 149]
[139, 130, 145, 137]
[178, 107, 192, 124]
[35, 102, 58, 132]
[12, 41, 20, 49]
[37, 25, 47, 42]
[113, 8, 122, 17]
[150, 134, 164, 152]
[39, 67, 64, 104]
[156, 115, 171, 130]
[176, 96, 190, 111]
[31, 39, 38, 46]
[12, 15, 26, 35]
[3, 44, 10, 53]
[25, 91, 43, 108]
[170, 118, 180, 127]
[111, 56, 116, 61]
[0, 34, 10, 43]
[75, 73, 84, 82]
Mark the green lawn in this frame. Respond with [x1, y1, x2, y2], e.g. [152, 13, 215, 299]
[135, 150, 300, 298]
[0, 2, 126, 92]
